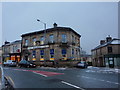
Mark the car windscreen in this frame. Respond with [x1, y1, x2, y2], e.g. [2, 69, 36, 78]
[80, 61, 85, 64]
[19, 60, 27, 64]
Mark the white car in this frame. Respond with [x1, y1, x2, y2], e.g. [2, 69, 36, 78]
[76, 61, 88, 68]
[3, 60, 17, 67]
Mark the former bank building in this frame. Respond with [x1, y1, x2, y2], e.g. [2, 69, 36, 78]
[21, 23, 81, 66]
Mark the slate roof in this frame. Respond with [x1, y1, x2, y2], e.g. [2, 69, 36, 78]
[21, 27, 81, 37]
[91, 38, 120, 51]
[2, 40, 21, 47]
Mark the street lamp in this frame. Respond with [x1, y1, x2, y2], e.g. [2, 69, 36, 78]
[37, 19, 47, 44]
[37, 19, 47, 66]
[37, 19, 46, 30]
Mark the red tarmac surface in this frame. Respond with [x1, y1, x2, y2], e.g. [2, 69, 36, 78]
[14, 69, 64, 77]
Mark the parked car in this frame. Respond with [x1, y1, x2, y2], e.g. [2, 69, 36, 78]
[76, 61, 88, 68]
[3, 60, 17, 67]
[18, 60, 36, 68]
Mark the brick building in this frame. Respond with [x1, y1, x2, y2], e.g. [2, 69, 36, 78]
[21, 23, 81, 67]
[91, 36, 120, 68]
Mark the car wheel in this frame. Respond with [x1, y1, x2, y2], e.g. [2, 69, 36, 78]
[27, 65, 30, 68]
[19, 65, 21, 68]
[16, 64, 18, 67]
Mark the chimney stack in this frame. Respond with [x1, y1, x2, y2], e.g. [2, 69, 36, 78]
[106, 35, 112, 42]
[53, 23, 57, 28]
[5, 41, 10, 44]
[100, 40, 106, 45]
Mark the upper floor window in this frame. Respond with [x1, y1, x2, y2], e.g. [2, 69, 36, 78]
[13, 45, 17, 53]
[40, 36, 44, 45]
[72, 35, 75, 43]
[77, 39, 80, 44]
[25, 39, 28, 46]
[72, 49, 74, 55]
[75, 37, 77, 44]
[76, 49, 77, 55]
[61, 34, 67, 43]
[32, 38, 36, 46]
[108, 47, 112, 53]
[49, 34, 54, 43]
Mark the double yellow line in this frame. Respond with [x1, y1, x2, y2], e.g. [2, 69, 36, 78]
[5, 76, 15, 88]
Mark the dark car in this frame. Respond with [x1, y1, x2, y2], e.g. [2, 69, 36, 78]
[76, 61, 88, 68]
[18, 60, 36, 68]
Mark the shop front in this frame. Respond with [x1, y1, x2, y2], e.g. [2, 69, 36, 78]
[104, 54, 120, 68]
[10, 53, 21, 63]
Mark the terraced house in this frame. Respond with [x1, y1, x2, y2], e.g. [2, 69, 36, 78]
[21, 23, 81, 67]
[91, 36, 120, 68]
[2, 40, 21, 63]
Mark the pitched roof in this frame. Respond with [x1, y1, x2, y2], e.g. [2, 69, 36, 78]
[91, 38, 120, 51]
[2, 40, 21, 47]
[10, 40, 21, 45]
[21, 27, 81, 37]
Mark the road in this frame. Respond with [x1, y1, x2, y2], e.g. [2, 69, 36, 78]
[2, 66, 120, 90]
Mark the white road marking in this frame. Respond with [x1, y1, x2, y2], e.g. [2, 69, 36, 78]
[61, 81, 85, 90]
[32, 72, 48, 77]
[81, 76, 120, 85]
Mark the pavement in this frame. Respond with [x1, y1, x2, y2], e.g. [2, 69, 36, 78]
[38, 66, 120, 73]
[2, 66, 120, 89]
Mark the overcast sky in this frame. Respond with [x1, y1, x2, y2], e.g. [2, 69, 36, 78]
[1, 2, 118, 54]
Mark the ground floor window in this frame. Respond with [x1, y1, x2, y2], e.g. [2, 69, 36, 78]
[11, 55, 15, 60]
[16, 55, 20, 62]
[114, 57, 120, 67]
[50, 49, 54, 61]
[40, 50, 44, 61]
[62, 49, 67, 60]
[32, 50, 36, 61]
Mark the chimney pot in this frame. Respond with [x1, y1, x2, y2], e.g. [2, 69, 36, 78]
[53, 23, 57, 28]
[106, 35, 112, 42]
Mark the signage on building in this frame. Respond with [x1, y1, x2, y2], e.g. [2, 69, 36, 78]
[28, 45, 49, 50]
[3, 54, 10, 57]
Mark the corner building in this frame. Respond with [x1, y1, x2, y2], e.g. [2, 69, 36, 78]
[21, 23, 81, 67]
[91, 36, 120, 68]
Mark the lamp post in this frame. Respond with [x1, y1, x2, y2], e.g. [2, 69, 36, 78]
[37, 19, 47, 66]
[37, 19, 46, 42]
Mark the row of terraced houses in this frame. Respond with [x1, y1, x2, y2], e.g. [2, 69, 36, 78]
[1, 23, 120, 68]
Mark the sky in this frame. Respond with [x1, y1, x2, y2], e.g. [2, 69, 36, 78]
[1, 2, 118, 54]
